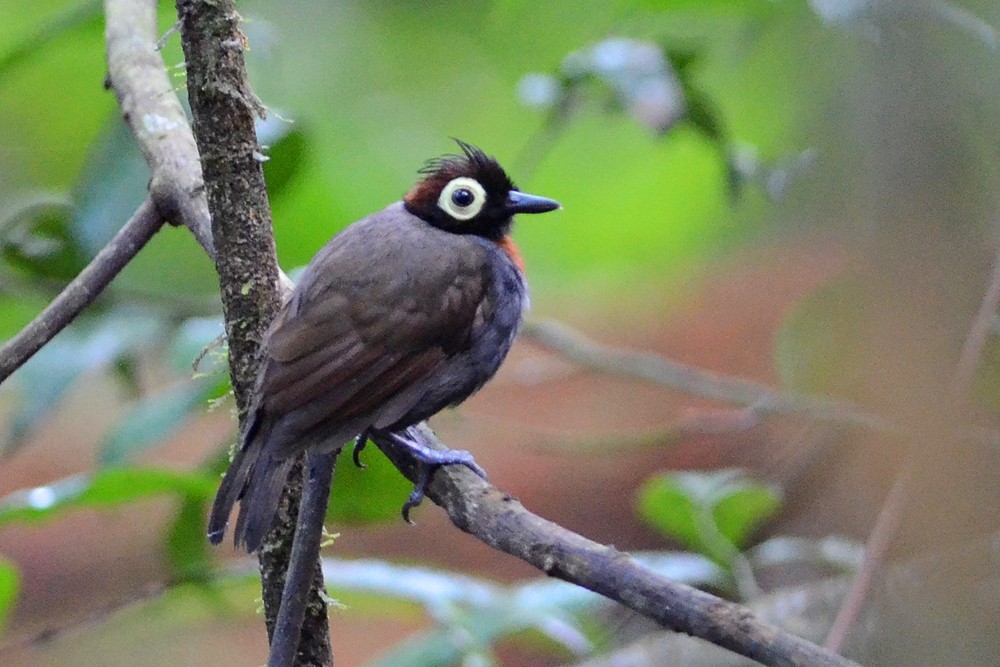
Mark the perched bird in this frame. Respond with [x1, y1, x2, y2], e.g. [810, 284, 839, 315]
[208, 140, 560, 552]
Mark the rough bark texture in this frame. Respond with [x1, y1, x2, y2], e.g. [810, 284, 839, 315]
[174, 0, 276, 404]
[174, 1, 332, 664]
[258, 457, 335, 667]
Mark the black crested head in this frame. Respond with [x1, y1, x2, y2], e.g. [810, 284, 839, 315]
[419, 140, 516, 197]
[403, 139, 560, 240]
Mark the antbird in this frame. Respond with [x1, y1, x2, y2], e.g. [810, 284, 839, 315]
[208, 141, 560, 552]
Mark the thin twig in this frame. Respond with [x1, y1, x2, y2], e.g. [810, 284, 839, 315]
[522, 320, 889, 432]
[522, 320, 1000, 451]
[0, 580, 168, 653]
[485, 407, 757, 457]
[268, 451, 338, 667]
[104, 0, 295, 298]
[0, 198, 163, 384]
[823, 461, 913, 653]
[1, 0, 232, 387]
[1, 0, 230, 382]
[952, 238, 1000, 395]
[825, 235, 1000, 649]
[372, 424, 862, 667]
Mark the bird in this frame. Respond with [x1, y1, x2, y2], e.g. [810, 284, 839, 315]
[208, 140, 561, 552]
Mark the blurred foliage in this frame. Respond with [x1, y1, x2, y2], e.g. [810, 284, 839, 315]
[637, 469, 781, 571]
[0, 558, 17, 634]
[2, 0, 1000, 664]
[774, 276, 872, 401]
[327, 440, 415, 524]
[0, 194, 81, 282]
[2, 310, 163, 454]
[97, 379, 224, 466]
[343, 554, 722, 667]
[165, 495, 213, 583]
[0, 468, 216, 525]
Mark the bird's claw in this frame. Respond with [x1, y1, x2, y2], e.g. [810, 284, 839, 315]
[401, 464, 430, 524]
[352, 433, 368, 469]
[388, 429, 488, 523]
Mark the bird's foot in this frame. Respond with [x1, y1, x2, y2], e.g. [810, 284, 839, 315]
[386, 428, 488, 524]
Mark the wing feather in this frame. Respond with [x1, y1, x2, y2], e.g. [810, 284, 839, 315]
[252, 210, 492, 454]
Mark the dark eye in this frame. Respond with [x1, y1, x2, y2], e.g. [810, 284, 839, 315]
[451, 188, 475, 207]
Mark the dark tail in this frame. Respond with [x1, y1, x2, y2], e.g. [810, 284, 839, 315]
[208, 431, 295, 553]
[207, 434, 258, 547]
[234, 453, 295, 552]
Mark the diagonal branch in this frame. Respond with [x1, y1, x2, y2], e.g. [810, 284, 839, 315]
[372, 424, 862, 667]
[104, 0, 213, 256]
[522, 319, 890, 432]
[12, 1, 910, 664]
[1, 0, 222, 385]
[952, 235, 1000, 395]
[0, 198, 163, 384]
[105, 0, 298, 290]
[825, 234, 1000, 652]
[823, 460, 913, 653]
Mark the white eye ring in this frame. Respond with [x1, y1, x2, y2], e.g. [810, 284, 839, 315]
[438, 177, 486, 221]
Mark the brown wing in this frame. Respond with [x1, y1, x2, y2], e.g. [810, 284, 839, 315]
[255, 208, 491, 452]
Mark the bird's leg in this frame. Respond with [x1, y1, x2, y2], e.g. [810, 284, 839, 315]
[384, 427, 488, 524]
[352, 430, 370, 469]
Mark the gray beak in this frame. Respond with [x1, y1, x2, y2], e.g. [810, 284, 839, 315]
[505, 190, 561, 215]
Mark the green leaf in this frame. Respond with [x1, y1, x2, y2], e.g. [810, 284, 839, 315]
[712, 484, 781, 547]
[327, 440, 414, 524]
[0, 468, 217, 525]
[774, 276, 870, 401]
[165, 496, 212, 582]
[637, 474, 702, 553]
[637, 470, 780, 564]
[71, 116, 150, 256]
[0, 558, 19, 634]
[98, 380, 216, 466]
[0, 193, 83, 281]
[358, 552, 723, 667]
